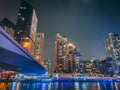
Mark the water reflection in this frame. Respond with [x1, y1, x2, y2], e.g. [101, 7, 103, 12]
[0, 83, 11, 90]
[97, 82, 100, 90]
[74, 82, 79, 90]
[0, 82, 120, 90]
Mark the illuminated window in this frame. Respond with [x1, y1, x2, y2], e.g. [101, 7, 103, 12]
[20, 7, 23, 9]
[17, 32, 20, 34]
[18, 13, 21, 15]
[20, 30, 22, 32]
[22, 17, 25, 21]
[20, 6, 26, 9]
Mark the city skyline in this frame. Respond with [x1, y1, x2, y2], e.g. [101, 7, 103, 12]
[0, 0, 120, 59]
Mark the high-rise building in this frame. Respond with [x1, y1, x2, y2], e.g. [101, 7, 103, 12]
[73, 49, 81, 73]
[0, 18, 15, 38]
[35, 33, 44, 64]
[55, 33, 68, 72]
[104, 33, 120, 74]
[66, 43, 76, 73]
[14, 0, 37, 55]
[104, 33, 120, 58]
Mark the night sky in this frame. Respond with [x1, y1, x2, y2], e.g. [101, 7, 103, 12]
[0, 0, 120, 59]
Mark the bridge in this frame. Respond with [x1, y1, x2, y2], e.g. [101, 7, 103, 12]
[0, 27, 47, 76]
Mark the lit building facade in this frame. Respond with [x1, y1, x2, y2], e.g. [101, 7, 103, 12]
[91, 59, 100, 76]
[81, 60, 93, 75]
[0, 18, 15, 38]
[104, 33, 120, 58]
[104, 33, 120, 74]
[66, 43, 76, 73]
[99, 57, 115, 77]
[44, 58, 54, 76]
[14, 0, 37, 55]
[35, 33, 44, 64]
[73, 49, 81, 73]
[55, 33, 68, 72]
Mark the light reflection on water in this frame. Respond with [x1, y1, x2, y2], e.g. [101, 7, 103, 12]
[0, 82, 120, 90]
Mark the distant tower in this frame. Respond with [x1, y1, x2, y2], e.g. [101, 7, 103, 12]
[14, 0, 38, 55]
[55, 33, 68, 72]
[0, 18, 15, 38]
[35, 33, 44, 64]
[104, 33, 120, 58]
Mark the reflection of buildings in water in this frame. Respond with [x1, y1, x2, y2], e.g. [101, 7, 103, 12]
[97, 82, 100, 90]
[35, 83, 41, 89]
[28, 83, 35, 89]
[103, 82, 107, 89]
[48, 83, 52, 90]
[87, 83, 98, 90]
[115, 82, 119, 90]
[16, 82, 20, 90]
[108, 82, 115, 90]
[11, 82, 52, 90]
[61, 82, 64, 90]
[0, 83, 11, 90]
[53, 82, 58, 90]
[99, 82, 115, 90]
[74, 82, 79, 90]
[110, 82, 114, 90]
[82, 82, 87, 90]
[42, 83, 52, 90]
[0, 82, 120, 90]
[11, 82, 17, 90]
[36, 83, 52, 90]
[42, 83, 46, 90]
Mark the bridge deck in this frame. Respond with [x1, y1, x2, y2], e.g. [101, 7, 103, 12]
[0, 27, 47, 76]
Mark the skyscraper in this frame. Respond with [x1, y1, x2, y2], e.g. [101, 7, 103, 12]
[104, 33, 120, 58]
[55, 33, 68, 72]
[14, 0, 37, 55]
[73, 49, 81, 73]
[0, 18, 15, 38]
[104, 33, 120, 74]
[35, 33, 44, 64]
[66, 43, 76, 73]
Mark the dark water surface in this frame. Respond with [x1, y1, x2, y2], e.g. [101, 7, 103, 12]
[0, 82, 120, 90]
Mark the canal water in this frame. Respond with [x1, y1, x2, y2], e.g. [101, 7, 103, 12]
[0, 82, 120, 90]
